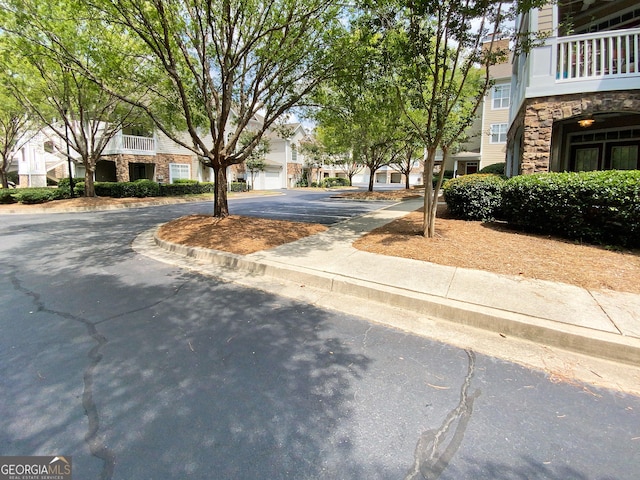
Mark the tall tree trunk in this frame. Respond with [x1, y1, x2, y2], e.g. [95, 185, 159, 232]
[422, 147, 437, 237]
[84, 165, 96, 197]
[368, 168, 375, 192]
[422, 147, 447, 237]
[0, 169, 8, 189]
[213, 164, 229, 217]
[405, 174, 410, 190]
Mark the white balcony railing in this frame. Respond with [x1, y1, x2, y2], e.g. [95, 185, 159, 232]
[103, 132, 156, 155]
[122, 134, 155, 152]
[557, 28, 640, 81]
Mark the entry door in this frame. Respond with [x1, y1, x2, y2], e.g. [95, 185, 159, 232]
[570, 144, 602, 171]
[606, 142, 639, 170]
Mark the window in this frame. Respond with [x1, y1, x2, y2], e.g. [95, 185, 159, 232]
[291, 144, 298, 163]
[610, 145, 638, 170]
[574, 148, 599, 171]
[169, 163, 191, 183]
[492, 84, 510, 109]
[44, 140, 55, 153]
[490, 123, 508, 144]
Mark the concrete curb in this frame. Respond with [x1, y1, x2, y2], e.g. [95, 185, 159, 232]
[153, 231, 640, 366]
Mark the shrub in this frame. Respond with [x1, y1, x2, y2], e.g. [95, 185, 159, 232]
[57, 177, 85, 188]
[73, 182, 85, 196]
[172, 178, 198, 184]
[479, 162, 506, 175]
[501, 170, 640, 247]
[0, 189, 16, 204]
[54, 186, 72, 199]
[94, 182, 119, 197]
[230, 181, 249, 192]
[443, 174, 506, 221]
[93, 180, 160, 198]
[322, 177, 350, 188]
[13, 188, 59, 204]
[132, 179, 160, 197]
[160, 182, 215, 196]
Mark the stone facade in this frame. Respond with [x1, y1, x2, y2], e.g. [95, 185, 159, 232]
[508, 90, 640, 174]
[104, 153, 195, 182]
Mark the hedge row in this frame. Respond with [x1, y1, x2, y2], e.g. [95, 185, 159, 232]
[160, 181, 216, 196]
[443, 171, 640, 247]
[93, 180, 160, 197]
[0, 187, 70, 204]
[1, 180, 218, 204]
[91, 180, 217, 197]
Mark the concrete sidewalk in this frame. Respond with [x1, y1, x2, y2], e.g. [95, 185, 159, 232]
[144, 198, 640, 367]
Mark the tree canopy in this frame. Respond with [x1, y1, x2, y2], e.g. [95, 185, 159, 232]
[0, 0, 149, 196]
[80, 0, 347, 215]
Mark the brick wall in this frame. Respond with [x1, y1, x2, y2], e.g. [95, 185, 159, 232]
[105, 153, 195, 182]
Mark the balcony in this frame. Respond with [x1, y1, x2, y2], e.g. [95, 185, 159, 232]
[103, 132, 156, 155]
[557, 28, 640, 81]
[511, 27, 640, 116]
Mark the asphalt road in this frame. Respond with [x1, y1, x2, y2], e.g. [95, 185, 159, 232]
[1, 191, 639, 479]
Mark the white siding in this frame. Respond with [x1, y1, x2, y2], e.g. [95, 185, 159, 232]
[156, 130, 194, 155]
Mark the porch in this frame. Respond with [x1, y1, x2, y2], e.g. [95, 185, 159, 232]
[103, 132, 156, 156]
[513, 27, 640, 103]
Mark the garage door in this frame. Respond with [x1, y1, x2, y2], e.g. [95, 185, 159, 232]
[390, 173, 402, 183]
[263, 170, 281, 190]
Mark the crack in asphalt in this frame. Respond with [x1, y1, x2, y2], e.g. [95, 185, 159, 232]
[405, 349, 481, 480]
[7, 264, 193, 479]
[9, 268, 116, 480]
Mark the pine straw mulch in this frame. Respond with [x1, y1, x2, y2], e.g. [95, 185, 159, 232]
[155, 190, 640, 295]
[157, 215, 328, 255]
[352, 204, 640, 295]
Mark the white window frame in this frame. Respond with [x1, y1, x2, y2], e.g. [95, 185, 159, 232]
[492, 84, 511, 110]
[490, 123, 508, 144]
[169, 163, 191, 183]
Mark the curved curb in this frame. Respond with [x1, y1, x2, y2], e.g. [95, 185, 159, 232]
[151, 230, 640, 367]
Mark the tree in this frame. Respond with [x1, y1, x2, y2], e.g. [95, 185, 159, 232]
[380, 0, 549, 237]
[0, 82, 34, 189]
[390, 134, 422, 190]
[333, 153, 363, 187]
[312, 126, 363, 187]
[73, 0, 347, 216]
[245, 158, 266, 189]
[0, 1, 148, 197]
[313, 27, 404, 192]
[299, 134, 328, 186]
[244, 137, 269, 189]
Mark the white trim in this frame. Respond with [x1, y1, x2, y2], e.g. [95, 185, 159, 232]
[491, 84, 511, 110]
[490, 123, 508, 144]
[169, 163, 191, 183]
